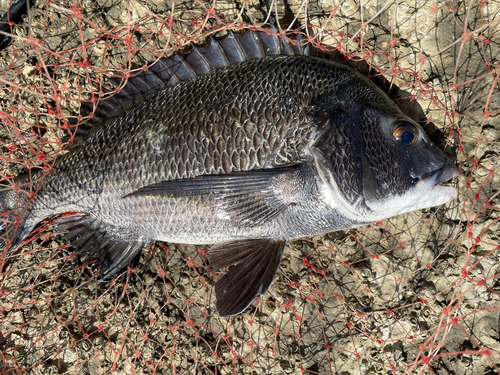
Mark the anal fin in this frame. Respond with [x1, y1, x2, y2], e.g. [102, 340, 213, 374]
[55, 214, 147, 279]
[208, 238, 286, 317]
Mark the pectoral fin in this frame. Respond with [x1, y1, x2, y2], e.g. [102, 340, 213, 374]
[208, 238, 286, 317]
[124, 166, 303, 226]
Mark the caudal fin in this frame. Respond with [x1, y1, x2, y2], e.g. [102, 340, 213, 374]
[0, 178, 34, 251]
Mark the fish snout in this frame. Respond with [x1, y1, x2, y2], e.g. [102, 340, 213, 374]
[420, 163, 459, 190]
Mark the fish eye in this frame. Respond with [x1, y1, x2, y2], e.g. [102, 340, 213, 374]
[392, 122, 419, 146]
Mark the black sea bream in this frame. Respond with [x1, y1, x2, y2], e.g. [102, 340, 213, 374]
[0, 30, 458, 316]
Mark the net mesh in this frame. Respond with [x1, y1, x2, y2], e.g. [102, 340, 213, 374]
[0, 0, 499, 374]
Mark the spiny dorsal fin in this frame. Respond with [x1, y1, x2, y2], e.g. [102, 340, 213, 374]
[67, 26, 310, 148]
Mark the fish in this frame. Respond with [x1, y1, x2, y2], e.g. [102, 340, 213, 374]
[0, 28, 458, 317]
[0, 0, 36, 51]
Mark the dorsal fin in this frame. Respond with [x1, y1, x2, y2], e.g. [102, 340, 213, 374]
[66, 26, 311, 148]
[218, 31, 248, 63]
[195, 36, 231, 68]
[232, 29, 266, 59]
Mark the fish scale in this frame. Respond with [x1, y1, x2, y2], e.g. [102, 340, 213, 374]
[1, 31, 458, 317]
[23, 56, 340, 228]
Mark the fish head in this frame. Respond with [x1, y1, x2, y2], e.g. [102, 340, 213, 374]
[359, 114, 458, 219]
[310, 85, 458, 224]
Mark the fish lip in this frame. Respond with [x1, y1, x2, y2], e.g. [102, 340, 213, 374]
[420, 164, 459, 190]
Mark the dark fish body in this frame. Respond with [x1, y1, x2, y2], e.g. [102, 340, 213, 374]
[30, 56, 392, 240]
[1, 32, 458, 316]
[0, 0, 35, 51]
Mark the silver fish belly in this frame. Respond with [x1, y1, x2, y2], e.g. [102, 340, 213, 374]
[0, 51, 457, 317]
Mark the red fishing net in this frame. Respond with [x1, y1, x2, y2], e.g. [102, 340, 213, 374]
[0, 0, 499, 373]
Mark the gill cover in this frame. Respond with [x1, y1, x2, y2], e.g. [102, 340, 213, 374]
[309, 84, 457, 222]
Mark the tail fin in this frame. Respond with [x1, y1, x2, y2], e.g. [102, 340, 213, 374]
[0, 176, 35, 251]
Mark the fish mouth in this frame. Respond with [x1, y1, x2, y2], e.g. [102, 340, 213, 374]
[358, 162, 459, 222]
[420, 164, 459, 190]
